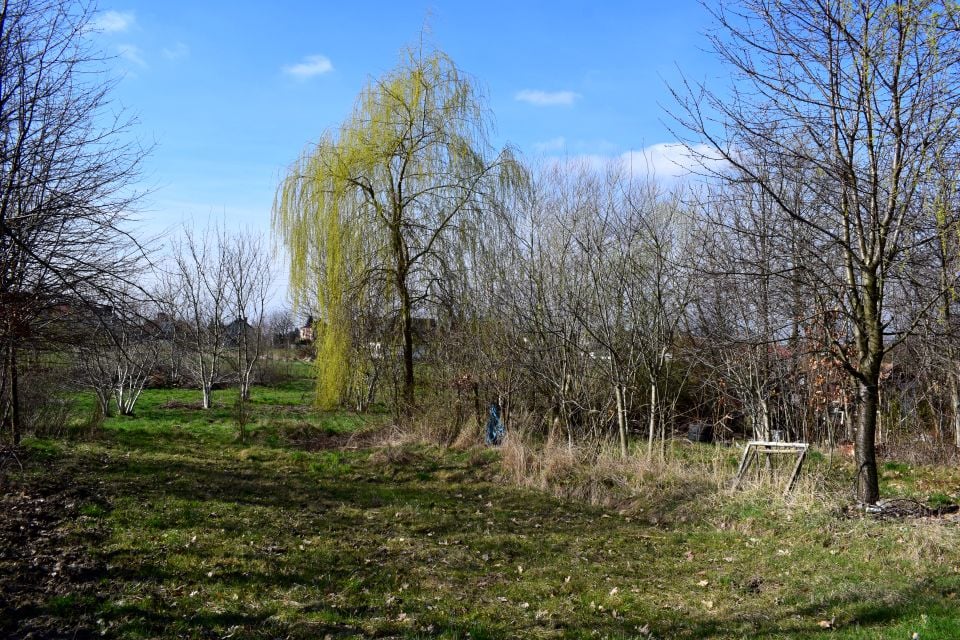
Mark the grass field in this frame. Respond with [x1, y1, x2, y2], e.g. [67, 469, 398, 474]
[3, 376, 960, 639]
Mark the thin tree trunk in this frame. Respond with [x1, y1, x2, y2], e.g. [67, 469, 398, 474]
[114, 370, 125, 416]
[9, 344, 21, 446]
[367, 366, 380, 411]
[761, 397, 771, 441]
[659, 400, 667, 462]
[843, 397, 853, 441]
[97, 389, 112, 418]
[473, 382, 481, 434]
[951, 371, 960, 448]
[646, 380, 656, 459]
[615, 384, 628, 457]
[0, 346, 8, 435]
[876, 389, 883, 445]
[561, 372, 573, 452]
[400, 297, 414, 411]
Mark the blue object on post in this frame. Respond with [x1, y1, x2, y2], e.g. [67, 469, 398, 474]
[486, 402, 505, 445]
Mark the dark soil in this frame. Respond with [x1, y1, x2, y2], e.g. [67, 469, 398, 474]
[0, 451, 109, 639]
[290, 425, 395, 451]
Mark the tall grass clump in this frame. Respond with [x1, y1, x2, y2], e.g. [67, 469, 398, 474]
[496, 427, 845, 524]
[402, 402, 847, 523]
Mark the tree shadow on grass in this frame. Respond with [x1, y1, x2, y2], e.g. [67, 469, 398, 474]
[22, 445, 649, 637]
[673, 574, 960, 639]
[11, 435, 960, 639]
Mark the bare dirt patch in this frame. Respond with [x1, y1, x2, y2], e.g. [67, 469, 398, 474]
[0, 453, 108, 639]
[290, 424, 397, 451]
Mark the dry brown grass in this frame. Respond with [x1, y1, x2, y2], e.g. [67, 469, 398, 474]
[494, 427, 852, 527]
[498, 429, 723, 514]
[402, 404, 473, 448]
[404, 410, 852, 524]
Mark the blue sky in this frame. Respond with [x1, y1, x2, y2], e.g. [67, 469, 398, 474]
[90, 1, 722, 243]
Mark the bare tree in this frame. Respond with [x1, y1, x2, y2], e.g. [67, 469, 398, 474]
[74, 304, 160, 418]
[74, 322, 118, 418]
[555, 166, 695, 457]
[111, 307, 161, 416]
[920, 157, 960, 447]
[505, 165, 597, 446]
[166, 225, 229, 410]
[623, 186, 696, 459]
[265, 307, 296, 348]
[223, 230, 273, 402]
[674, 0, 960, 503]
[0, 0, 148, 443]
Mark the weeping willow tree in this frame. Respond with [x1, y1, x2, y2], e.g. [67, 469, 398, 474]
[274, 47, 524, 410]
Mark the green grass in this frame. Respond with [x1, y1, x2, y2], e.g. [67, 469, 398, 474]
[96, 381, 384, 453]
[4, 381, 960, 638]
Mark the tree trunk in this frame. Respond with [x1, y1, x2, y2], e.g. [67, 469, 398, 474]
[114, 377, 125, 416]
[854, 270, 883, 505]
[473, 382, 482, 434]
[97, 389, 112, 418]
[876, 389, 883, 445]
[390, 205, 415, 415]
[659, 401, 668, 462]
[8, 344, 21, 446]
[855, 377, 880, 504]
[951, 370, 960, 449]
[0, 347, 8, 436]
[843, 397, 853, 441]
[646, 380, 656, 459]
[615, 384, 628, 457]
[400, 288, 414, 412]
[366, 366, 380, 411]
[760, 397, 771, 441]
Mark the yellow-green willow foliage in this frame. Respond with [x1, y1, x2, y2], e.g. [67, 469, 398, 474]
[274, 46, 525, 409]
[273, 137, 362, 408]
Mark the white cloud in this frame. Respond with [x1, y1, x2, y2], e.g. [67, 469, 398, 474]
[162, 42, 190, 61]
[619, 143, 727, 179]
[533, 137, 567, 153]
[117, 43, 146, 67]
[91, 10, 135, 33]
[282, 55, 334, 79]
[548, 143, 730, 181]
[515, 89, 581, 106]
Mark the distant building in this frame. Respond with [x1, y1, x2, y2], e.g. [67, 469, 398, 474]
[224, 317, 253, 347]
[410, 316, 437, 360]
[298, 315, 315, 344]
[293, 314, 435, 350]
[410, 316, 438, 339]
